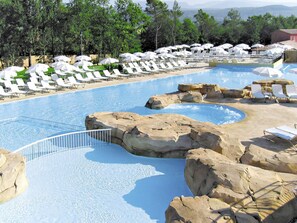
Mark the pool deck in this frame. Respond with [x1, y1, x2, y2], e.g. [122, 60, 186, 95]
[207, 98, 297, 152]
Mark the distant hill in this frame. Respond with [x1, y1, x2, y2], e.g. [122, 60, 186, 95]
[182, 5, 297, 22]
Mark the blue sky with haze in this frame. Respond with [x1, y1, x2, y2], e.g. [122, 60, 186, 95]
[105, 0, 297, 9]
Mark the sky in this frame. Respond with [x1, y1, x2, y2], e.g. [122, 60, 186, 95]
[107, 0, 297, 9]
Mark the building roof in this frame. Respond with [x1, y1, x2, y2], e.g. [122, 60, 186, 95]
[279, 40, 297, 49]
[279, 29, 297, 35]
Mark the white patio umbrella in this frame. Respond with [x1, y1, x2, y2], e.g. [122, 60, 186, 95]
[51, 61, 68, 68]
[119, 53, 133, 58]
[133, 52, 145, 57]
[251, 43, 264, 48]
[158, 53, 176, 58]
[4, 66, 24, 72]
[155, 47, 169, 54]
[122, 55, 141, 62]
[142, 54, 158, 60]
[190, 43, 201, 47]
[191, 46, 204, 52]
[253, 67, 283, 78]
[75, 55, 91, 61]
[235, 43, 250, 50]
[181, 44, 190, 48]
[27, 64, 49, 73]
[100, 58, 119, 64]
[280, 44, 294, 50]
[201, 43, 214, 49]
[74, 61, 93, 67]
[144, 51, 157, 56]
[264, 47, 284, 55]
[0, 70, 17, 79]
[54, 55, 70, 63]
[218, 43, 233, 49]
[54, 63, 79, 72]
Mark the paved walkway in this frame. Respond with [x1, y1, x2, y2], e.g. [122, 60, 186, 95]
[207, 98, 297, 152]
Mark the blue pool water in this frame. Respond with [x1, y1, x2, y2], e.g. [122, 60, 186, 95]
[1, 64, 297, 222]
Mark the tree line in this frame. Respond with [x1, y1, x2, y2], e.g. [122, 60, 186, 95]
[0, 0, 297, 66]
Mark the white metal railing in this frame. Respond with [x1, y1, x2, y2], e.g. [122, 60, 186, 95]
[13, 129, 111, 162]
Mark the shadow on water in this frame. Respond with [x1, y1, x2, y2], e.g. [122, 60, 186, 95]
[85, 143, 191, 222]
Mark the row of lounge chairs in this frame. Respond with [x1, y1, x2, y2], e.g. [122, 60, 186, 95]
[0, 60, 190, 99]
[251, 84, 297, 102]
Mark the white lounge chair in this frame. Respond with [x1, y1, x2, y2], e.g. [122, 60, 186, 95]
[68, 76, 85, 88]
[125, 67, 142, 76]
[272, 84, 288, 102]
[0, 86, 12, 98]
[30, 77, 42, 86]
[134, 67, 150, 74]
[103, 70, 121, 79]
[264, 125, 297, 147]
[16, 78, 27, 89]
[251, 84, 269, 101]
[41, 80, 58, 90]
[85, 72, 102, 82]
[51, 73, 59, 81]
[113, 69, 129, 77]
[27, 82, 47, 93]
[10, 84, 28, 95]
[286, 85, 297, 99]
[93, 71, 109, 80]
[56, 78, 73, 88]
[75, 73, 92, 83]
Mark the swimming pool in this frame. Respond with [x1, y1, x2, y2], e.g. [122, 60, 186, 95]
[1, 64, 297, 222]
[2, 64, 297, 151]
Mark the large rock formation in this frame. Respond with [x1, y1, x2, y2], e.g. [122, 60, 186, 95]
[0, 149, 28, 203]
[241, 145, 297, 174]
[85, 112, 245, 160]
[145, 91, 203, 109]
[166, 196, 258, 223]
[184, 149, 297, 223]
[146, 83, 250, 109]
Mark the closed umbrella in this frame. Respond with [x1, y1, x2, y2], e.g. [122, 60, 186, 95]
[75, 55, 91, 61]
[253, 67, 283, 78]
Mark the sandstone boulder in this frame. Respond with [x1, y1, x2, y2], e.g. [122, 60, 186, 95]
[85, 112, 244, 159]
[241, 145, 297, 174]
[0, 149, 28, 203]
[166, 195, 259, 223]
[145, 91, 203, 109]
[185, 149, 297, 222]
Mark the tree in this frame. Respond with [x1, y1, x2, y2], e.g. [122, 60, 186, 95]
[145, 0, 169, 50]
[194, 9, 219, 44]
[180, 18, 199, 44]
[169, 0, 183, 45]
[221, 9, 243, 44]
